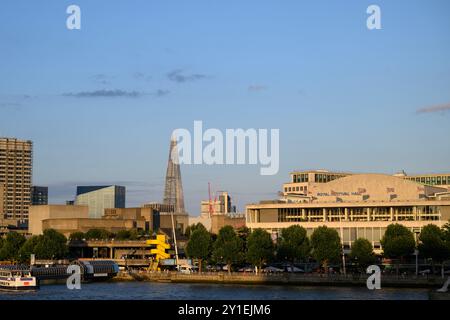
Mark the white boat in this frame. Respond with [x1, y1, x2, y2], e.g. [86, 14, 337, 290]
[0, 267, 38, 291]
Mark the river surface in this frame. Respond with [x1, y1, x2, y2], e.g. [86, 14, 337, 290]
[0, 282, 430, 300]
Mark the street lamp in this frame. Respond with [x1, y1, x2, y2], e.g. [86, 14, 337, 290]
[414, 249, 419, 277]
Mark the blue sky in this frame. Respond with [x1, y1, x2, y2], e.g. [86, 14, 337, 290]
[1, 0, 450, 215]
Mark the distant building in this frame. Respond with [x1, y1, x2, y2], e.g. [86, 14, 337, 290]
[31, 186, 48, 205]
[28, 204, 161, 237]
[75, 185, 125, 219]
[247, 169, 450, 253]
[0, 137, 33, 222]
[190, 191, 245, 234]
[143, 202, 188, 234]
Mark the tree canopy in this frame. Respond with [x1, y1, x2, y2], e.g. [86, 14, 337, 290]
[18, 235, 41, 262]
[186, 227, 211, 272]
[212, 226, 243, 273]
[185, 223, 208, 238]
[84, 229, 113, 240]
[33, 229, 68, 260]
[246, 229, 274, 272]
[0, 232, 26, 262]
[381, 224, 415, 259]
[69, 232, 85, 241]
[310, 226, 341, 271]
[277, 225, 310, 263]
[350, 238, 375, 268]
[418, 224, 450, 263]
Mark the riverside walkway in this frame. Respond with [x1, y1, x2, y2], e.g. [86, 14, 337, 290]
[114, 270, 447, 289]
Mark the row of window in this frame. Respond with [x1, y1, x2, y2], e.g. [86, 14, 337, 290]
[277, 206, 441, 222]
[284, 186, 308, 193]
[405, 176, 450, 186]
[292, 173, 309, 183]
[314, 174, 347, 183]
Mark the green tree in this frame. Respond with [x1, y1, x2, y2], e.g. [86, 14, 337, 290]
[69, 232, 85, 241]
[0, 237, 4, 253]
[116, 230, 132, 240]
[310, 226, 342, 273]
[18, 235, 41, 263]
[277, 225, 310, 263]
[350, 238, 375, 270]
[381, 224, 415, 275]
[247, 229, 274, 273]
[419, 224, 450, 274]
[33, 229, 68, 260]
[85, 229, 113, 240]
[185, 223, 207, 238]
[212, 226, 243, 274]
[0, 232, 26, 262]
[186, 228, 211, 273]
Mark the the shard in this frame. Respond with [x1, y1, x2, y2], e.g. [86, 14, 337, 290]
[163, 135, 186, 213]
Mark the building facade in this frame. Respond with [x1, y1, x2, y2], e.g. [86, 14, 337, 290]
[31, 186, 48, 205]
[29, 205, 160, 237]
[0, 137, 33, 222]
[190, 191, 245, 234]
[247, 170, 450, 253]
[75, 185, 125, 218]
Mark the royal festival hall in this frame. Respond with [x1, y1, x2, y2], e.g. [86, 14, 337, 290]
[246, 170, 450, 253]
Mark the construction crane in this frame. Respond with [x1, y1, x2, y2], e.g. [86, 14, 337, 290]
[208, 182, 214, 218]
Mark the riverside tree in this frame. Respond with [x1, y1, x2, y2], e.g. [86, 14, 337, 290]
[85, 228, 113, 240]
[310, 226, 341, 273]
[186, 227, 211, 273]
[69, 231, 85, 241]
[18, 235, 41, 263]
[349, 238, 375, 270]
[277, 225, 310, 264]
[185, 223, 208, 238]
[212, 226, 243, 274]
[246, 229, 274, 273]
[33, 229, 68, 260]
[0, 232, 26, 262]
[381, 223, 415, 275]
[418, 224, 450, 274]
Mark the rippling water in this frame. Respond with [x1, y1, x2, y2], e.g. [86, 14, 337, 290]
[0, 282, 430, 300]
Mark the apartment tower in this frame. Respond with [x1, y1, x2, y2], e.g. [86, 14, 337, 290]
[0, 137, 33, 222]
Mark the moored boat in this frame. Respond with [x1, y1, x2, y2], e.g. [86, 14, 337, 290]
[0, 266, 38, 291]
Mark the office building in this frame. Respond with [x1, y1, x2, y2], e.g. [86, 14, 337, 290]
[75, 185, 125, 218]
[31, 186, 48, 205]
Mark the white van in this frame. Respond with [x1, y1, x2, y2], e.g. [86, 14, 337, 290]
[178, 264, 195, 274]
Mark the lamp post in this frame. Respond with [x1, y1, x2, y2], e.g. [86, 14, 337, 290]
[414, 249, 419, 277]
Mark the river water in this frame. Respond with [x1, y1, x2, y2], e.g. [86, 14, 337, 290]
[0, 282, 430, 300]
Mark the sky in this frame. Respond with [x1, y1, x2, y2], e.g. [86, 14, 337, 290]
[1, 0, 450, 215]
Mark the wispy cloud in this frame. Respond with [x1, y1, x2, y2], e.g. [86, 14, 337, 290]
[154, 89, 170, 97]
[167, 69, 209, 83]
[0, 102, 21, 108]
[91, 74, 114, 85]
[248, 85, 268, 92]
[63, 89, 143, 98]
[133, 72, 152, 82]
[416, 102, 450, 114]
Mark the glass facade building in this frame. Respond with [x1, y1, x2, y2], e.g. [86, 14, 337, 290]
[75, 185, 125, 218]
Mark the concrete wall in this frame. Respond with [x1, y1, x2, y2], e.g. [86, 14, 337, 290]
[160, 213, 188, 233]
[42, 218, 145, 237]
[211, 214, 246, 234]
[29, 205, 89, 235]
